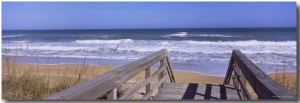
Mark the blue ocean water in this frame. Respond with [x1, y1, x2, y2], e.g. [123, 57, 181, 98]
[2, 28, 297, 76]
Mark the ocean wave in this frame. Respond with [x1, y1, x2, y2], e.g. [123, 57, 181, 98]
[116, 40, 296, 55]
[2, 34, 23, 38]
[75, 39, 134, 44]
[121, 48, 295, 55]
[3, 39, 296, 64]
[2, 45, 97, 51]
[169, 32, 188, 37]
[182, 40, 296, 46]
[4, 40, 296, 55]
[193, 34, 237, 37]
[163, 33, 237, 38]
[11, 41, 30, 43]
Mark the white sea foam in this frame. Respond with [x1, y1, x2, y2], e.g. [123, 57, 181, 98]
[163, 33, 237, 38]
[4, 40, 296, 55]
[169, 32, 188, 37]
[182, 40, 296, 46]
[75, 39, 134, 44]
[2, 34, 23, 38]
[3, 39, 296, 76]
[193, 34, 236, 37]
[11, 41, 29, 43]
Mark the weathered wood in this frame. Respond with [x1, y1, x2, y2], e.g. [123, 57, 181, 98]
[162, 83, 236, 90]
[233, 65, 241, 91]
[119, 65, 167, 99]
[158, 85, 237, 95]
[154, 83, 240, 100]
[142, 76, 167, 99]
[223, 56, 234, 84]
[235, 62, 252, 100]
[145, 68, 151, 100]
[231, 50, 296, 99]
[158, 58, 167, 89]
[232, 75, 242, 99]
[107, 88, 117, 100]
[166, 56, 175, 82]
[154, 93, 240, 100]
[44, 49, 168, 100]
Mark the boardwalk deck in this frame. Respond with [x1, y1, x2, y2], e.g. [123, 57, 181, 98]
[153, 83, 240, 100]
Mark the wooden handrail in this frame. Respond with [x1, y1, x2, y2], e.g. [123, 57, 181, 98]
[44, 49, 175, 100]
[224, 50, 296, 100]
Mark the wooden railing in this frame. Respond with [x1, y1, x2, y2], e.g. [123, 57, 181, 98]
[44, 49, 175, 100]
[224, 50, 296, 100]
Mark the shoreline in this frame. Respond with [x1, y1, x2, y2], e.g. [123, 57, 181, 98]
[2, 59, 296, 78]
[2, 55, 297, 77]
[2, 61, 296, 83]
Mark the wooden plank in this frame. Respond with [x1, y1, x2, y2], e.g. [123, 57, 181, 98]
[223, 56, 234, 84]
[166, 56, 175, 82]
[142, 76, 167, 99]
[233, 66, 241, 91]
[107, 88, 117, 100]
[154, 94, 190, 100]
[154, 83, 240, 100]
[145, 68, 150, 100]
[154, 93, 204, 100]
[233, 67, 252, 100]
[158, 58, 167, 89]
[232, 50, 296, 99]
[154, 93, 240, 100]
[232, 76, 242, 99]
[119, 65, 167, 99]
[238, 66, 252, 100]
[162, 83, 236, 91]
[158, 87, 238, 97]
[44, 49, 168, 100]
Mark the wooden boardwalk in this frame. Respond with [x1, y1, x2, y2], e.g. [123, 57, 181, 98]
[44, 49, 296, 100]
[154, 83, 240, 100]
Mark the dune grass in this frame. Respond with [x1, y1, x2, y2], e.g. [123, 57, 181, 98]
[270, 71, 297, 95]
[1, 57, 117, 100]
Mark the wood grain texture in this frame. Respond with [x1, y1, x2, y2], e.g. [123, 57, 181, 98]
[44, 49, 168, 100]
[142, 76, 167, 99]
[154, 83, 240, 100]
[119, 65, 167, 99]
[231, 50, 296, 99]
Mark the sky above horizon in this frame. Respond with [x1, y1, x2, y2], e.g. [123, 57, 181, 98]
[2, 2, 296, 30]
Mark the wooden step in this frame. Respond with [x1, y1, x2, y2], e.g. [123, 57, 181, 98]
[153, 83, 241, 100]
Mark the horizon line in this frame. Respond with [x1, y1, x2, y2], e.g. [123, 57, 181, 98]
[2, 26, 297, 31]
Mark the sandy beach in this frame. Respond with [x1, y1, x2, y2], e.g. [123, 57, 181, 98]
[2, 61, 297, 99]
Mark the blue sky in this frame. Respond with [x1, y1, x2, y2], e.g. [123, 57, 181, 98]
[2, 2, 296, 30]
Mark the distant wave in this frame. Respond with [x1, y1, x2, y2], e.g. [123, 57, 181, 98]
[2, 34, 23, 38]
[4, 40, 296, 55]
[115, 40, 296, 55]
[193, 34, 237, 37]
[169, 32, 188, 37]
[11, 41, 29, 43]
[182, 40, 296, 46]
[3, 39, 296, 66]
[163, 33, 237, 38]
[75, 39, 134, 44]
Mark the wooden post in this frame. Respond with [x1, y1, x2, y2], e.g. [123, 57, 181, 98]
[224, 56, 234, 84]
[107, 88, 117, 100]
[234, 62, 241, 91]
[145, 68, 151, 99]
[240, 72, 245, 100]
[158, 58, 166, 90]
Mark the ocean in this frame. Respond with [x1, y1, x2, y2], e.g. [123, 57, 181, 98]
[2, 27, 297, 76]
